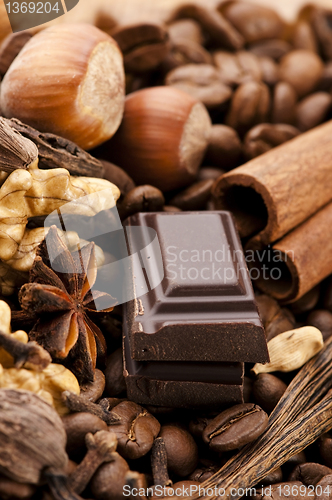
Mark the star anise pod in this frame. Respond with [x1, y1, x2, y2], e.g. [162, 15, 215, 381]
[18, 226, 117, 383]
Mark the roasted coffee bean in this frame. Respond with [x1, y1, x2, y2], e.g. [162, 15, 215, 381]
[169, 179, 213, 210]
[265, 308, 296, 342]
[279, 50, 324, 98]
[289, 463, 332, 486]
[161, 40, 212, 73]
[291, 285, 321, 315]
[104, 348, 127, 397]
[249, 39, 292, 60]
[256, 294, 281, 326]
[163, 205, 182, 213]
[0, 32, 32, 77]
[117, 185, 165, 220]
[111, 401, 160, 460]
[90, 453, 129, 500]
[244, 123, 300, 160]
[317, 63, 332, 92]
[111, 23, 170, 73]
[282, 452, 307, 477]
[188, 465, 219, 482]
[214, 50, 262, 87]
[202, 403, 268, 452]
[315, 475, 332, 500]
[62, 412, 107, 460]
[204, 124, 242, 170]
[189, 416, 211, 438]
[226, 81, 270, 136]
[319, 434, 332, 468]
[252, 373, 287, 413]
[296, 92, 332, 132]
[80, 369, 106, 403]
[262, 481, 310, 500]
[291, 20, 318, 53]
[307, 310, 332, 341]
[311, 8, 332, 61]
[259, 56, 280, 87]
[101, 159, 135, 195]
[167, 19, 204, 45]
[171, 4, 244, 50]
[272, 82, 297, 125]
[221, 2, 285, 44]
[165, 64, 232, 109]
[159, 424, 199, 477]
[261, 467, 283, 485]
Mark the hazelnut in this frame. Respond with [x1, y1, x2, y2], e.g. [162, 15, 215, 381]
[0, 24, 125, 151]
[104, 86, 211, 191]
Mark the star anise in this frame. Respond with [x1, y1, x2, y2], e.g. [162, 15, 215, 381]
[18, 226, 117, 383]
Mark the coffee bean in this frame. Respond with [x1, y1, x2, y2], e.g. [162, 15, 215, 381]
[261, 467, 283, 485]
[226, 81, 271, 135]
[204, 124, 242, 169]
[165, 64, 232, 109]
[214, 50, 262, 87]
[111, 401, 160, 460]
[279, 50, 324, 98]
[111, 23, 170, 73]
[104, 348, 127, 397]
[272, 82, 298, 125]
[307, 310, 332, 341]
[259, 56, 280, 87]
[282, 452, 307, 477]
[90, 453, 129, 500]
[256, 294, 281, 326]
[291, 285, 321, 316]
[101, 160, 136, 196]
[319, 434, 332, 468]
[249, 39, 292, 60]
[315, 475, 332, 500]
[289, 463, 332, 486]
[161, 40, 212, 73]
[189, 416, 211, 438]
[202, 403, 268, 452]
[291, 21, 318, 53]
[317, 63, 332, 92]
[169, 179, 213, 210]
[296, 92, 332, 132]
[117, 185, 165, 220]
[244, 123, 300, 160]
[0, 32, 32, 77]
[188, 465, 219, 482]
[62, 412, 108, 460]
[265, 308, 296, 342]
[311, 8, 332, 61]
[80, 369, 106, 403]
[159, 424, 199, 477]
[252, 373, 287, 413]
[222, 2, 285, 44]
[167, 19, 204, 45]
[289, 462, 332, 486]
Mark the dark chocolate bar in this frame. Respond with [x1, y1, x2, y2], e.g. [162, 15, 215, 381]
[123, 211, 268, 363]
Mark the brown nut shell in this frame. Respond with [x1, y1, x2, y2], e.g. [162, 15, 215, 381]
[107, 86, 211, 191]
[0, 24, 125, 151]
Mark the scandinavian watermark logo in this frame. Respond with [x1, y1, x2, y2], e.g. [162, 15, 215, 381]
[3, 0, 80, 32]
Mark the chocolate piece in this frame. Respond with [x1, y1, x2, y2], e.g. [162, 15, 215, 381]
[123, 212, 268, 363]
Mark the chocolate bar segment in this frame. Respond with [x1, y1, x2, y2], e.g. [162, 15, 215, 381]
[124, 212, 268, 363]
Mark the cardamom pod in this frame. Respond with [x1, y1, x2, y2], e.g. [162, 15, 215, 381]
[252, 326, 324, 375]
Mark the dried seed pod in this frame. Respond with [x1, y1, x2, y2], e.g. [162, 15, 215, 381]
[0, 389, 68, 484]
[252, 326, 324, 375]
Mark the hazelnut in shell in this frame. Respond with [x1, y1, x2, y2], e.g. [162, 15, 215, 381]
[105, 86, 211, 191]
[0, 24, 125, 151]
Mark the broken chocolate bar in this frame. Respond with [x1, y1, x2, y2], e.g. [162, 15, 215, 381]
[123, 211, 268, 408]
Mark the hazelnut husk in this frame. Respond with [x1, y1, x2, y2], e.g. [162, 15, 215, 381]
[0, 24, 125, 151]
[102, 86, 211, 191]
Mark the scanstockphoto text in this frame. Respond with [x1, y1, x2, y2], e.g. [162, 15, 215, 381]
[165, 245, 295, 283]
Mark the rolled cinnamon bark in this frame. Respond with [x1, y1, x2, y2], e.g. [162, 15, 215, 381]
[246, 202, 332, 302]
[212, 120, 332, 247]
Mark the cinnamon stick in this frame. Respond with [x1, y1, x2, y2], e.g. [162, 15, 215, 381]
[212, 120, 332, 247]
[247, 201, 332, 302]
